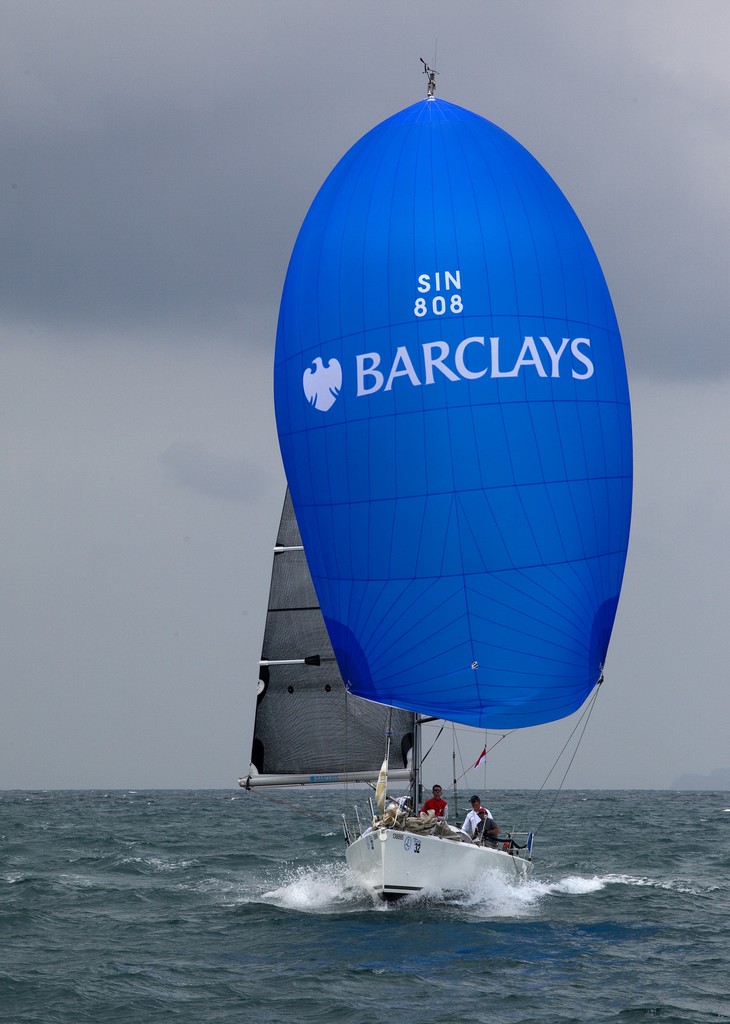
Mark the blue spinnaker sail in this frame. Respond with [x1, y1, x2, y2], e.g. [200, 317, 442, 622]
[274, 98, 632, 729]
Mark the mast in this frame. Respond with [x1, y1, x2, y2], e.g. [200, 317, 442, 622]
[420, 57, 438, 98]
[451, 726, 458, 822]
[411, 718, 421, 813]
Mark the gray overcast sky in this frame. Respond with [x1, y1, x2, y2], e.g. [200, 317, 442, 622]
[2, 1, 729, 790]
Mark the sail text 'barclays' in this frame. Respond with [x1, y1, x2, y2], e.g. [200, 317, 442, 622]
[356, 335, 594, 395]
[304, 336, 594, 411]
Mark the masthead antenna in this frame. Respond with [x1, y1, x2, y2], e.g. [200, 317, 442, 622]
[420, 57, 438, 99]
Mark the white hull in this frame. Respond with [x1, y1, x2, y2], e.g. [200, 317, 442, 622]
[346, 828, 532, 900]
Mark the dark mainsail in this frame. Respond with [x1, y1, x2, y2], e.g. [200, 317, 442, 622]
[247, 491, 413, 784]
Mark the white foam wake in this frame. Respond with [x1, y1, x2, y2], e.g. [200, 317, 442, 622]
[255, 863, 705, 916]
[262, 861, 375, 913]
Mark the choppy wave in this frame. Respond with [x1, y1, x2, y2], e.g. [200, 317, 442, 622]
[2, 789, 728, 1024]
[113, 854, 200, 873]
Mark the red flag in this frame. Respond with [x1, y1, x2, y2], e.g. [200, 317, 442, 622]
[473, 747, 486, 768]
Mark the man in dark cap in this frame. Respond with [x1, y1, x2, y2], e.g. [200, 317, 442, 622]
[460, 794, 493, 839]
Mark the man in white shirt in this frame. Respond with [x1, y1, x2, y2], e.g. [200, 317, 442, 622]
[460, 795, 492, 839]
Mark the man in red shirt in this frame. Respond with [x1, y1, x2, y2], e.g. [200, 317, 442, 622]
[419, 784, 448, 818]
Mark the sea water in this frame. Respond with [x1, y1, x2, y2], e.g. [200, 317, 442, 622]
[1, 789, 728, 1023]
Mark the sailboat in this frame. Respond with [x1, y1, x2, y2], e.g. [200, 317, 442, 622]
[242, 488, 533, 897]
[242, 68, 632, 901]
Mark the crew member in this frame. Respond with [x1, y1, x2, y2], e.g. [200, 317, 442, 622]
[474, 806, 499, 845]
[460, 795, 492, 838]
[419, 784, 448, 818]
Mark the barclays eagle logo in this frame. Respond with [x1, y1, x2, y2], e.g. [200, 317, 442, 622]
[303, 357, 342, 412]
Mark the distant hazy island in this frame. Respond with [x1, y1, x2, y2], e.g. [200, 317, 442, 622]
[672, 767, 730, 790]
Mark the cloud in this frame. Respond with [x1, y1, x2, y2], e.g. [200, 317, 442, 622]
[0, 325, 282, 788]
[2, 2, 728, 788]
[2, 2, 729, 379]
[160, 442, 264, 503]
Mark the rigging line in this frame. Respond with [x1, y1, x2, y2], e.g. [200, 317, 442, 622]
[419, 723, 445, 766]
[528, 684, 602, 836]
[344, 689, 349, 805]
[246, 786, 343, 830]
[451, 722, 458, 822]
